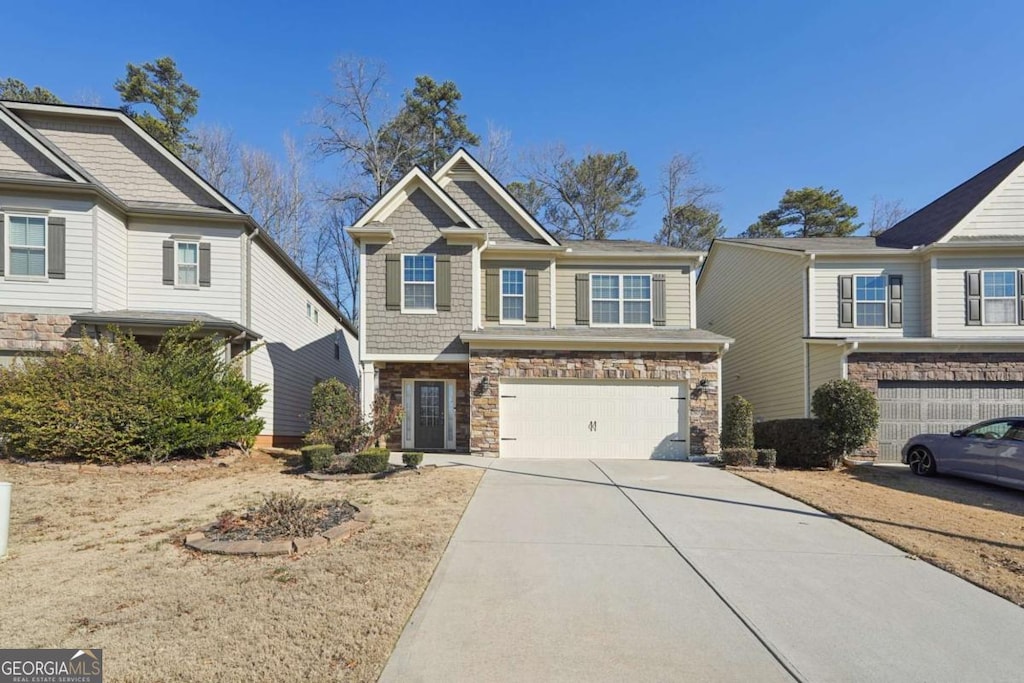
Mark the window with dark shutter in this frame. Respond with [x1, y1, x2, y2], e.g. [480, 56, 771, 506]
[47, 217, 66, 279]
[485, 269, 500, 321]
[652, 274, 666, 326]
[888, 274, 903, 328]
[525, 270, 539, 322]
[575, 272, 590, 325]
[965, 271, 982, 325]
[162, 240, 175, 285]
[436, 254, 451, 311]
[385, 254, 401, 310]
[199, 242, 211, 287]
[838, 275, 854, 328]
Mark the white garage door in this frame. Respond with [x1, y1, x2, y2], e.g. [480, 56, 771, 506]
[877, 381, 1024, 462]
[498, 379, 689, 459]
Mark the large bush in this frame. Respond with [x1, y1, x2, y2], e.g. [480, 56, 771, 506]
[811, 379, 879, 457]
[753, 418, 838, 469]
[305, 378, 363, 452]
[0, 325, 265, 464]
[722, 395, 754, 449]
[720, 447, 757, 467]
[350, 447, 391, 474]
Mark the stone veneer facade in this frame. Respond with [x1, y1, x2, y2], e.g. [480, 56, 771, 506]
[0, 313, 83, 354]
[847, 352, 1024, 456]
[376, 362, 471, 451]
[468, 350, 721, 457]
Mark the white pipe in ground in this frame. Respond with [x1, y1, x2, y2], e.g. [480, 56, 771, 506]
[0, 482, 10, 559]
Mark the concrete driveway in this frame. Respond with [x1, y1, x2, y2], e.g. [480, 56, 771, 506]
[380, 459, 1024, 682]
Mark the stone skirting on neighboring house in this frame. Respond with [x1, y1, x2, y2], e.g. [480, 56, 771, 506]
[468, 350, 721, 457]
[0, 313, 83, 353]
[376, 362, 471, 451]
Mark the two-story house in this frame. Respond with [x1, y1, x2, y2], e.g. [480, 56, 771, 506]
[698, 143, 1024, 461]
[0, 100, 358, 447]
[348, 149, 731, 459]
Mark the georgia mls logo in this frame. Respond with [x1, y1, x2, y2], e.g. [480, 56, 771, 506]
[0, 648, 103, 683]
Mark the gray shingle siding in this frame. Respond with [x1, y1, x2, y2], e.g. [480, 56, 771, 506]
[0, 121, 65, 179]
[444, 179, 538, 244]
[365, 189, 473, 355]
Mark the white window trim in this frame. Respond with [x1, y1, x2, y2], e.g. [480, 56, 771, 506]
[981, 269, 1018, 326]
[499, 268, 526, 325]
[588, 273, 653, 328]
[4, 214, 48, 281]
[401, 253, 437, 314]
[852, 274, 887, 329]
[174, 239, 200, 290]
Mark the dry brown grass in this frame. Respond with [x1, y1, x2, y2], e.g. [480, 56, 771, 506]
[0, 452, 482, 682]
[736, 465, 1024, 606]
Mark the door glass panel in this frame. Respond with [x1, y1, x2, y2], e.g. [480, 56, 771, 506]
[419, 385, 441, 427]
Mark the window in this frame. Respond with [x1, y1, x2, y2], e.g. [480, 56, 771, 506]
[982, 270, 1017, 325]
[501, 269, 525, 322]
[175, 241, 199, 287]
[965, 420, 1015, 440]
[591, 274, 652, 326]
[7, 215, 46, 278]
[403, 254, 435, 311]
[854, 275, 886, 327]
[314, 309, 319, 324]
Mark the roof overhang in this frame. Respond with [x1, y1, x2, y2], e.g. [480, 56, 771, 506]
[805, 336, 1024, 353]
[462, 330, 732, 353]
[440, 226, 489, 246]
[346, 224, 395, 244]
[559, 248, 704, 263]
[72, 311, 262, 342]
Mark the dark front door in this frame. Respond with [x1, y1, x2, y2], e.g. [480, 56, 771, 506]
[414, 381, 445, 450]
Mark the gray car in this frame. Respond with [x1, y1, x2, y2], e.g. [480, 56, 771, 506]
[901, 417, 1024, 491]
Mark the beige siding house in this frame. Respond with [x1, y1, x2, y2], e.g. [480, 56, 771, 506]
[0, 100, 357, 447]
[349, 149, 731, 459]
[698, 143, 1024, 461]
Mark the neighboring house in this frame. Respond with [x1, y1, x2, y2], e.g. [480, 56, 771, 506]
[348, 149, 730, 459]
[0, 100, 358, 447]
[697, 144, 1024, 461]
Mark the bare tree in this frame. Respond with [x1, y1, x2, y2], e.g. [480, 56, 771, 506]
[868, 195, 907, 236]
[187, 124, 241, 200]
[658, 153, 718, 219]
[654, 153, 724, 250]
[480, 121, 512, 181]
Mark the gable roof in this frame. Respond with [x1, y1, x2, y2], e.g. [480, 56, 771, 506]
[875, 143, 1024, 248]
[723, 236, 908, 254]
[352, 165, 481, 229]
[433, 148, 560, 246]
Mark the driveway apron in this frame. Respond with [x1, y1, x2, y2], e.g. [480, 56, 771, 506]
[380, 459, 1024, 682]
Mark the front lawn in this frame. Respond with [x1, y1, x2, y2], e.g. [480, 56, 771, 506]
[0, 452, 482, 682]
[736, 465, 1024, 606]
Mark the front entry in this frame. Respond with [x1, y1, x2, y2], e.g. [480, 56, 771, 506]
[414, 381, 446, 450]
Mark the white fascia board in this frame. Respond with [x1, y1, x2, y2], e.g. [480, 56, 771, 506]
[362, 353, 470, 362]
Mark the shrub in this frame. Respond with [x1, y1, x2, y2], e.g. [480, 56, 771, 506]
[811, 379, 879, 457]
[753, 418, 838, 469]
[402, 451, 424, 468]
[720, 447, 757, 467]
[301, 444, 335, 472]
[0, 325, 265, 464]
[306, 379, 362, 452]
[756, 449, 777, 469]
[722, 395, 754, 449]
[350, 447, 391, 474]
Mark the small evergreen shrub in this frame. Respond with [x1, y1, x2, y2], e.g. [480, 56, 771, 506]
[722, 395, 754, 449]
[301, 444, 335, 472]
[306, 379, 362, 452]
[753, 418, 837, 468]
[756, 449, 777, 469]
[811, 379, 880, 458]
[720, 448, 758, 467]
[402, 452, 424, 468]
[350, 447, 391, 474]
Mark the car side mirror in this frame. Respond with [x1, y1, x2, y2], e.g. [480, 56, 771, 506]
[950, 430, 965, 438]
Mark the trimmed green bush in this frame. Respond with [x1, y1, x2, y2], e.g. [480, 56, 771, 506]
[350, 447, 391, 474]
[306, 378, 362, 452]
[402, 451, 424, 468]
[301, 444, 335, 472]
[0, 325, 265, 464]
[720, 447, 757, 467]
[756, 449, 777, 469]
[753, 418, 837, 469]
[811, 379, 879, 458]
[722, 395, 754, 449]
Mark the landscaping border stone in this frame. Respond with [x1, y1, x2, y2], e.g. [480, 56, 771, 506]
[183, 507, 372, 556]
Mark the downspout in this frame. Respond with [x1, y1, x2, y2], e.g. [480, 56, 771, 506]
[245, 228, 256, 381]
[840, 340, 859, 380]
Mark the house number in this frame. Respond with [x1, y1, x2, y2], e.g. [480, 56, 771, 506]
[588, 421, 597, 432]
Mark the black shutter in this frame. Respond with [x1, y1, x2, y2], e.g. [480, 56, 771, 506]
[575, 273, 590, 325]
[965, 271, 981, 326]
[0, 212, 6, 276]
[162, 240, 175, 285]
[385, 254, 401, 311]
[652, 273, 667, 326]
[888, 274, 903, 328]
[838, 275, 854, 328]
[46, 217, 66, 279]
[1018, 271, 1024, 326]
[485, 269, 500, 321]
[199, 242, 211, 287]
[525, 270, 539, 322]
[436, 254, 451, 311]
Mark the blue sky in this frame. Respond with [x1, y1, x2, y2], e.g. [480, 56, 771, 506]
[6, 0, 1024, 239]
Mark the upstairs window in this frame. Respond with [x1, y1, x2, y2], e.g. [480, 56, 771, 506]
[403, 254, 435, 311]
[7, 215, 46, 278]
[854, 275, 886, 327]
[591, 274, 652, 326]
[175, 241, 199, 287]
[501, 269, 525, 322]
[982, 270, 1017, 325]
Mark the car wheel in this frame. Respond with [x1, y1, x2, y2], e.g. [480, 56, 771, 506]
[907, 446, 937, 476]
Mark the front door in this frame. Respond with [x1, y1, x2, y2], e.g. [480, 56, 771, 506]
[414, 381, 445, 450]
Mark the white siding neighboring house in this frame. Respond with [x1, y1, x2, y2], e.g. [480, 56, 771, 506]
[0, 100, 357, 446]
[697, 142, 1024, 462]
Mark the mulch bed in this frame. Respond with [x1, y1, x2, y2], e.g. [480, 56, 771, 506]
[305, 464, 437, 481]
[207, 500, 358, 542]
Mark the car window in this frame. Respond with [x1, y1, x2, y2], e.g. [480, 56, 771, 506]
[966, 421, 1014, 440]
[1005, 422, 1024, 442]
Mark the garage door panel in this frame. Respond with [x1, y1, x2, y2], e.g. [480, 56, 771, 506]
[499, 380, 688, 460]
[877, 381, 1024, 462]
